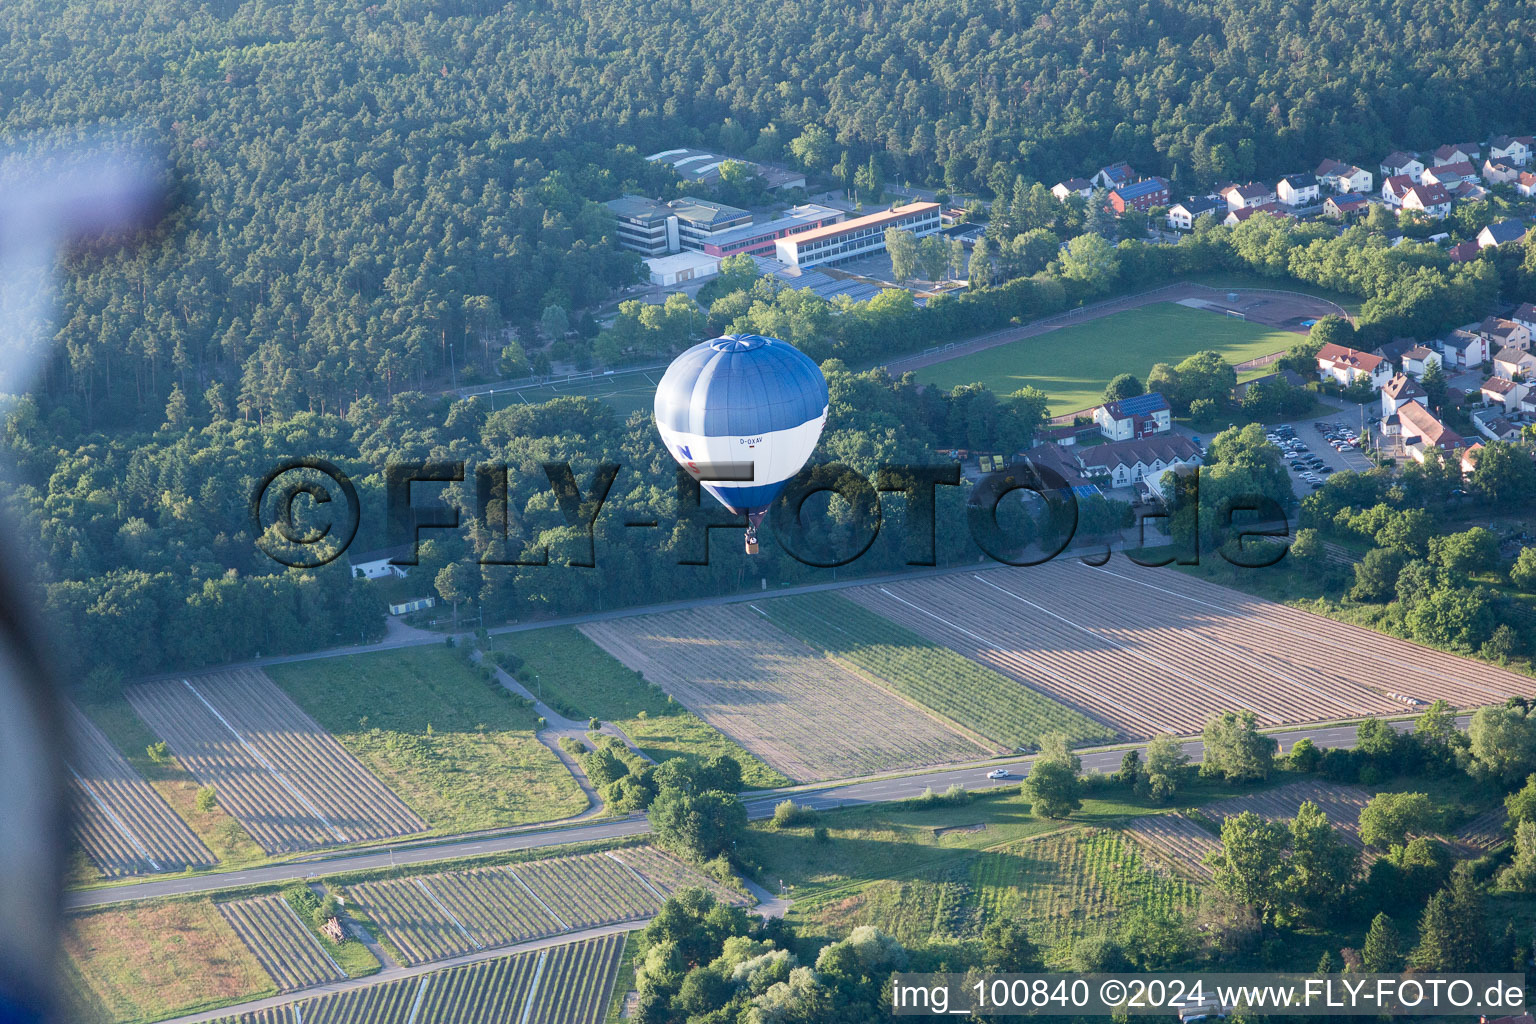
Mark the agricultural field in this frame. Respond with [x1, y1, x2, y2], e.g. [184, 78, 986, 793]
[215, 895, 345, 993]
[1455, 807, 1511, 852]
[605, 846, 750, 906]
[848, 559, 1536, 738]
[345, 846, 713, 966]
[1122, 813, 1221, 881]
[514, 852, 662, 929]
[754, 591, 1114, 750]
[268, 646, 587, 833]
[60, 898, 275, 1024]
[798, 827, 1195, 952]
[1203, 779, 1375, 848]
[493, 626, 789, 789]
[580, 605, 988, 782]
[523, 932, 627, 1024]
[916, 302, 1297, 417]
[206, 935, 626, 1024]
[127, 670, 426, 853]
[347, 869, 556, 965]
[65, 703, 216, 878]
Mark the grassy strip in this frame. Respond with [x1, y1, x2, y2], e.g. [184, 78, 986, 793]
[281, 886, 381, 978]
[756, 592, 1115, 750]
[494, 627, 791, 789]
[267, 646, 587, 833]
[602, 930, 642, 1024]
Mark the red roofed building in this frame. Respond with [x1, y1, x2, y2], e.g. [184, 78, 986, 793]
[1388, 400, 1463, 462]
[1317, 343, 1393, 388]
[1400, 182, 1452, 218]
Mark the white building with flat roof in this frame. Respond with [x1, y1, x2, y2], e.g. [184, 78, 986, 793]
[644, 250, 721, 288]
[772, 202, 941, 268]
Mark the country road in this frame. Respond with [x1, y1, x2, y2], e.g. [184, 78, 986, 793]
[65, 714, 1446, 910]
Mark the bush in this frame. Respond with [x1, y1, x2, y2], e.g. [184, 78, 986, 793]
[195, 786, 218, 812]
[813, 825, 830, 843]
[145, 740, 171, 764]
[771, 800, 819, 829]
[907, 784, 972, 809]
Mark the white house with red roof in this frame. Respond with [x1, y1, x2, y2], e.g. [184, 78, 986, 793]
[1512, 303, 1536, 334]
[1481, 375, 1529, 412]
[1380, 174, 1415, 206]
[1421, 161, 1478, 187]
[1317, 343, 1393, 388]
[1381, 374, 1429, 417]
[1385, 401, 1463, 462]
[1484, 159, 1521, 184]
[1221, 182, 1277, 211]
[1399, 182, 1452, 218]
[1431, 143, 1480, 166]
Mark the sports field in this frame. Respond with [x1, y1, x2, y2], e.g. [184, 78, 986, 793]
[916, 302, 1297, 416]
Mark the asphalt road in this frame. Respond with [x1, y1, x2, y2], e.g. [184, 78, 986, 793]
[67, 715, 1446, 910]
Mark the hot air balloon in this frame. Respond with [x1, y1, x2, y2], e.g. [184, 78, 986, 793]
[654, 334, 829, 554]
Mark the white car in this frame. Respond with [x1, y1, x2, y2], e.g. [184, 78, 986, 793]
[986, 768, 1012, 779]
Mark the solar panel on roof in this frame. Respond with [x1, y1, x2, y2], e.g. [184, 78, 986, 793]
[1116, 392, 1168, 416]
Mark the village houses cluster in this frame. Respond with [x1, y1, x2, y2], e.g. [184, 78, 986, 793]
[1317, 302, 1536, 473]
[1053, 135, 1536, 261]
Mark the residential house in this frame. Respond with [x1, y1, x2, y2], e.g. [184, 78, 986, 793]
[1519, 172, 1536, 198]
[1092, 162, 1136, 190]
[1315, 159, 1373, 193]
[1472, 409, 1524, 442]
[1402, 345, 1443, 377]
[1487, 135, 1533, 167]
[1093, 392, 1172, 441]
[1481, 375, 1529, 412]
[1448, 239, 1482, 262]
[1372, 338, 1419, 365]
[1440, 328, 1489, 369]
[1166, 196, 1223, 230]
[1233, 369, 1307, 401]
[1077, 435, 1202, 490]
[1422, 161, 1478, 187]
[1484, 160, 1521, 184]
[1386, 401, 1463, 462]
[1460, 442, 1484, 477]
[1051, 178, 1094, 202]
[1381, 174, 1415, 206]
[1223, 204, 1285, 227]
[1431, 143, 1480, 166]
[1222, 182, 1276, 210]
[1493, 346, 1536, 380]
[1512, 303, 1536, 333]
[1380, 152, 1425, 182]
[1276, 172, 1320, 207]
[1478, 220, 1528, 248]
[1478, 316, 1532, 351]
[1381, 374, 1429, 417]
[1107, 177, 1169, 214]
[1399, 183, 1452, 219]
[1324, 194, 1370, 220]
[1316, 343, 1393, 388]
[1452, 180, 1490, 202]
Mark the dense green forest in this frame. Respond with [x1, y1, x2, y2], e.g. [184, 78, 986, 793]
[2, 0, 1534, 675]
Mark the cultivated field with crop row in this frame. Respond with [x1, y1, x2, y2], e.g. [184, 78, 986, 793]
[524, 933, 627, 1024]
[1122, 814, 1221, 881]
[66, 704, 216, 878]
[605, 846, 750, 906]
[755, 591, 1114, 749]
[127, 669, 426, 853]
[206, 1009, 296, 1024]
[216, 895, 344, 993]
[303, 973, 417, 1024]
[1203, 780, 1374, 848]
[514, 853, 661, 930]
[1454, 807, 1511, 852]
[580, 605, 988, 782]
[347, 847, 717, 967]
[849, 559, 1536, 738]
[972, 828, 1197, 949]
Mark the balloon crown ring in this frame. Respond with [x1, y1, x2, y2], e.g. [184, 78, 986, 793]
[708, 334, 771, 352]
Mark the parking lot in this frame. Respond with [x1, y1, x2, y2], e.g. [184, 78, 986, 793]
[1268, 418, 1374, 497]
